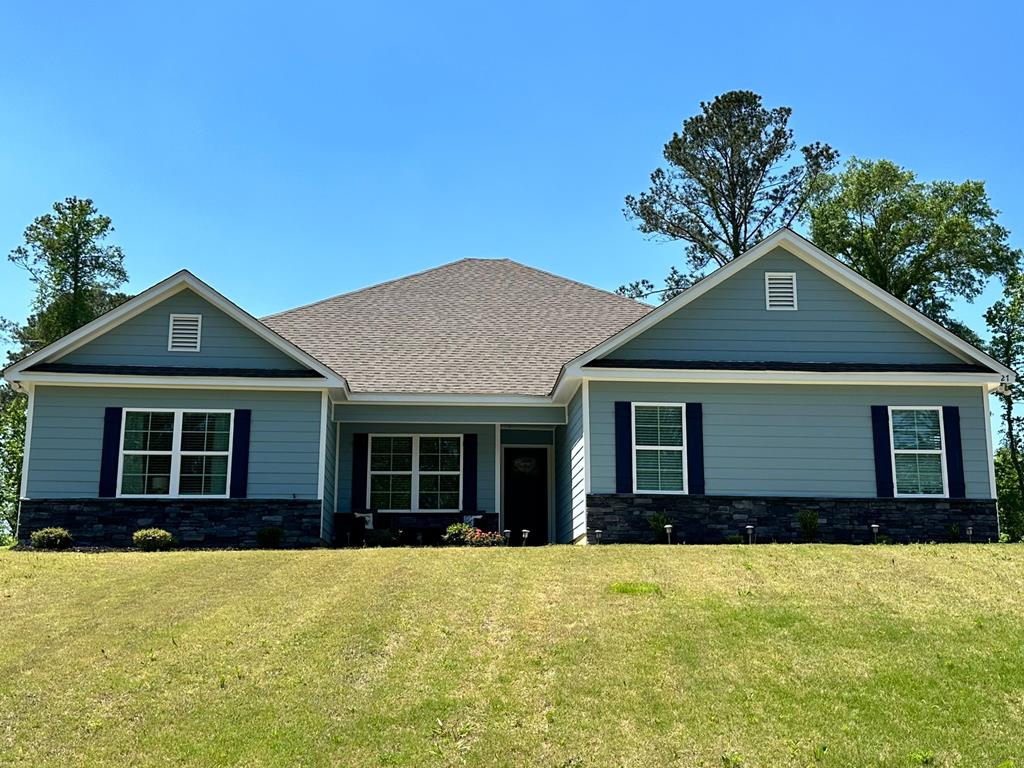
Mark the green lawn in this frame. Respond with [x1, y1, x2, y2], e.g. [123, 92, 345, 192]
[1, 546, 1022, 767]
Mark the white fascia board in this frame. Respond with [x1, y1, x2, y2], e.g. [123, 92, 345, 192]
[552, 228, 1014, 395]
[581, 367, 1005, 388]
[338, 391, 557, 406]
[2, 270, 349, 390]
[12, 373, 335, 391]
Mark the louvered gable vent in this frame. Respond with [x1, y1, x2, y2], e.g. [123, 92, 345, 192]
[168, 314, 202, 351]
[765, 272, 798, 310]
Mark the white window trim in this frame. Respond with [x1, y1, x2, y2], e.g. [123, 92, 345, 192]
[117, 408, 234, 499]
[167, 313, 203, 352]
[888, 405, 948, 498]
[631, 402, 688, 495]
[764, 272, 798, 311]
[366, 434, 464, 513]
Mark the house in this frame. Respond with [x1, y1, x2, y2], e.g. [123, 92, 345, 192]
[3, 229, 1013, 546]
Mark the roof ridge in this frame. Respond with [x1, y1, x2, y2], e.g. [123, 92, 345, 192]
[497, 259, 652, 310]
[262, 257, 494, 320]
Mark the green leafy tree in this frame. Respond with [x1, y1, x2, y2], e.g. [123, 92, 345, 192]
[0, 197, 129, 536]
[621, 90, 838, 299]
[809, 158, 1020, 338]
[986, 270, 1024, 538]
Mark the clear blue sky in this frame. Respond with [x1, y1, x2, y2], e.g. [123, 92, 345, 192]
[1, 1, 1021, 351]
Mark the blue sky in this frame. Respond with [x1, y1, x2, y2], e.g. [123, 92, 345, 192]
[1, 0, 1021, 352]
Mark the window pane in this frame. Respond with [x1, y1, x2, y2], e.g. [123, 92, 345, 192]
[895, 453, 944, 495]
[369, 472, 411, 510]
[370, 436, 413, 471]
[634, 449, 684, 492]
[419, 436, 460, 472]
[892, 409, 941, 451]
[124, 411, 174, 451]
[122, 453, 171, 496]
[657, 407, 684, 447]
[179, 455, 228, 496]
[634, 406, 683, 448]
[181, 412, 231, 452]
[634, 407, 660, 446]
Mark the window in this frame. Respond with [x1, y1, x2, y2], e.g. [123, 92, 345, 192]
[368, 435, 462, 511]
[765, 272, 798, 310]
[119, 409, 232, 497]
[168, 314, 202, 351]
[889, 407, 946, 497]
[632, 404, 686, 493]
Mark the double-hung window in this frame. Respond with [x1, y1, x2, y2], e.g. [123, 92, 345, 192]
[889, 407, 947, 497]
[368, 435, 463, 511]
[632, 403, 687, 494]
[119, 409, 232, 497]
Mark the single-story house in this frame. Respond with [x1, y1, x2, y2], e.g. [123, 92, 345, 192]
[3, 229, 1014, 546]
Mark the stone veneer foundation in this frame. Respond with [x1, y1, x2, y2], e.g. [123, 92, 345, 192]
[17, 498, 324, 548]
[585, 494, 999, 544]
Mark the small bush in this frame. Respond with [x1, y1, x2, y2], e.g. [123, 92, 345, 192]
[133, 528, 175, 551]
[649, 511, 671, 542]
[797, 509, 820, 542]
[30, 527, 73, 550]
[256, 526, 285, 549]
[0, 530, 14, 548]
[442, 522, 475, 546]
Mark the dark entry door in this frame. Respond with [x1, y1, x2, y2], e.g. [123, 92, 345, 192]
[503, 447, 549, 545]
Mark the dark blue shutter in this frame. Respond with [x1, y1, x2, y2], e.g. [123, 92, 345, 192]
[229, 409, 252, 498]
[943, 406, 966, 498]
[685, 403, 705, 495]
[98, 407, 123, 497]
[871, 406, 894, 498]
[351, 433, 369, 511]
[614, 401, 633, 493]
[462, 434, 478, 511]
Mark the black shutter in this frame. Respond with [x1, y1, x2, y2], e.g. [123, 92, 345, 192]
[614, 401, 633, 493]
[685, 403, 705, 495]
[871, 406, 894, 498]
[463, 434, 478, 511]
[351, 433, 369, 511]
[229, 409, 252, 498]
[943, 406, 966, 498]
[98, 407, 123, 497]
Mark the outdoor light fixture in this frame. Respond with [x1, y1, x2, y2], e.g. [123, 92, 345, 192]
[871, 524, 879, 544]
[664, 524, 673, 544]
[521, 529, 530, 546]
[503, 529, 511, 546]
[967, 526, 973, 543]
[746, 524, 754, 545]
[594, 529, 603, 544]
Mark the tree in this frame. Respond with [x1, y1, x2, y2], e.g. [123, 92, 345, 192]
[0, 197, 129, 536]
[621, 90, 838, 299]
[986, 270, 1024, 539]
[809, 158, 1020, 337]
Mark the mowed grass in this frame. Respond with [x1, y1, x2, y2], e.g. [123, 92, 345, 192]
[1, 546, 1023, 767]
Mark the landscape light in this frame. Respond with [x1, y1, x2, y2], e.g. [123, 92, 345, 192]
[503, 529, 511, 546]
[966, 526, 973, 543]
[746, 524, 754, 545]
[521, 529, 530, 546]
[871, 524, 879, 544]
[594, 529, 603, 544]
[664, 523, 673, 545]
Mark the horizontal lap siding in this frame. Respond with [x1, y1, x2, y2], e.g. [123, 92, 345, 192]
[58, 289, 307, 370]
[554, 387, 586, 543]
[608, 248, 962, 365]
[336, 423, 496, 514]
[28, 386, 322, 499]
[588, 381, 991, 499]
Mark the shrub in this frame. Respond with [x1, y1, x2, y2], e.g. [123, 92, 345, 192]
[30, 527, 73, 550]
[649, 511, 670, 542]
[256, 526, 285, 549]
[133, 528, 175, 551]
[465, 529, 505, 547]
[797, 509, 820, 542]
[0, 530, 14, 548]
[442, 523, 474, 546]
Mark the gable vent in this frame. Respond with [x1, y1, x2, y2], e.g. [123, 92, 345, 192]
[168, 314, 202, 351]
[765, 272, 798, 310]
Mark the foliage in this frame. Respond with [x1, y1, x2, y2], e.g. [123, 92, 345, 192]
[797, 509, 820, 542]
[648, 510, 671, 542]
[29, 527, 73, 550]
[0, 388, 27, 537]
[0, 546, 1022, 766]
[256, 526, 286, 549]
[622, 90, 837, 300]
[132, 528, 175, 552]
[442, 522, 505, 547]
[985, 271, 1024, 540]
[809, 158, 1020, 333]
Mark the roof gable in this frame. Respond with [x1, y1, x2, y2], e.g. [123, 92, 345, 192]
[564, 229, 1013, 382]
[4, 271, 347, 387]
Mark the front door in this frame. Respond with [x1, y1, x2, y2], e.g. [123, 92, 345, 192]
[503, 447, 549, 545]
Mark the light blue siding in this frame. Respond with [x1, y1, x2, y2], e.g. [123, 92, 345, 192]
[27, 386, 322, 499]
[58, 289, 309, 370]
[336, 423, 496, 514]
[334, 403, 564, 425]
[606, 248, 962, 364]
[588, 381, 992, 499]
[322, 420, 338, 539]
[555, 386, 586, 542]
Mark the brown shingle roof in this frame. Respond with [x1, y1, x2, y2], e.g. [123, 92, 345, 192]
[262, 258, 652, 395]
